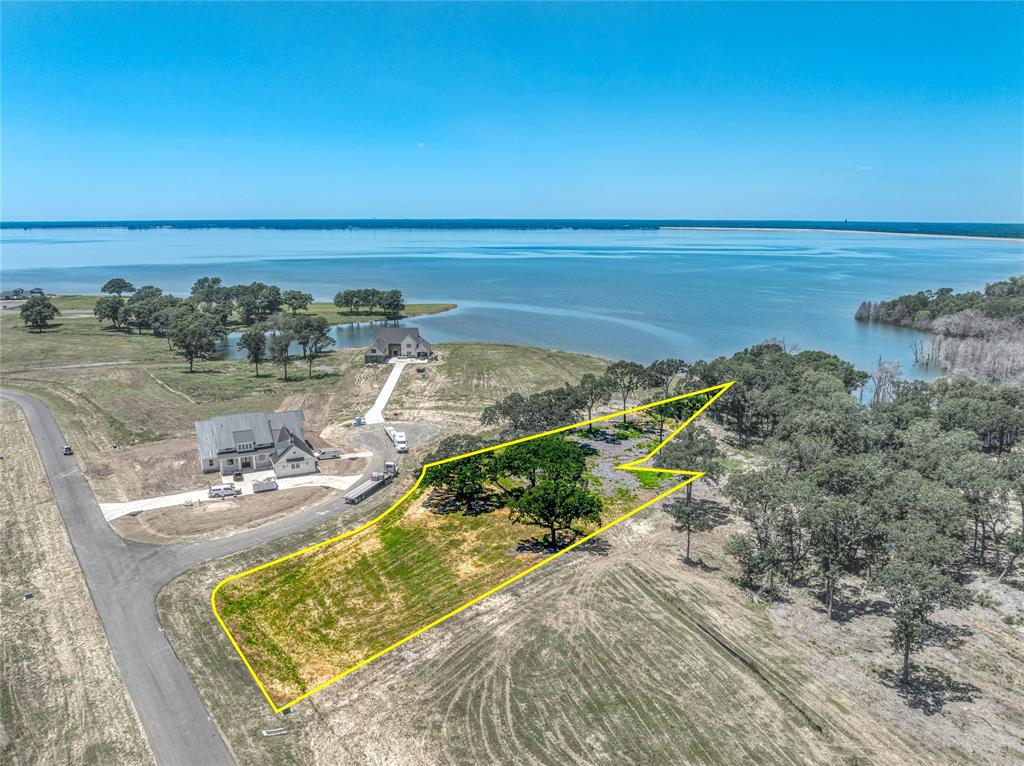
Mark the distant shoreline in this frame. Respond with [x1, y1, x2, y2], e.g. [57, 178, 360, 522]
[659, 226, 1024, 242]
[2, 218, 1022, 240]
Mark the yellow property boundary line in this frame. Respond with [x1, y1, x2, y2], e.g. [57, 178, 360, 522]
[211, 380, 735, 712]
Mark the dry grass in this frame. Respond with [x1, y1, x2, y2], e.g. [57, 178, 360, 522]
[214, 488, 551, 706]
[163, 456, 1024, 766]
[388, 343, 608, 432]
[0, 400, 155, 766]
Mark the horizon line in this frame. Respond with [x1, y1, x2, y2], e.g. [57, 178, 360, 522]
[3, 217, 1023, 226]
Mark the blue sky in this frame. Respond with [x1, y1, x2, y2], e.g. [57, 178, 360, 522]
[2, 2, 1021, 222]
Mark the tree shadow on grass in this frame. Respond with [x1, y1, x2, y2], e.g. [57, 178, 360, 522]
[807, 582, 890, 623]
[514, 530, 610, 556]
[678, 555, 719, 572]
[928, 621, 973, 650]
[879, 665, 981, 715]
[663, 498, 732, 531]
[814, 595, 890, 624]
[425, 490, 502, 517]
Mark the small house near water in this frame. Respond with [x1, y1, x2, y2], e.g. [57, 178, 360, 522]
[364, 326, 432, 364]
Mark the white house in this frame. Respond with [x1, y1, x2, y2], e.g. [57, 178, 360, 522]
[194, 410, 317, 477]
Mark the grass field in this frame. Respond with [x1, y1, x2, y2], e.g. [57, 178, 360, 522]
[214, 430, 647, 708]
[0, 401, 155, 766]
[388, 342, 607, 428]
[167, 472, 1024, 765]
[0, 297, 454, 369]
[2, 297, 602, 502]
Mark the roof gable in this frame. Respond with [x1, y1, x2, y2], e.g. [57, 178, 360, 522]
[195, 410, 306, 460]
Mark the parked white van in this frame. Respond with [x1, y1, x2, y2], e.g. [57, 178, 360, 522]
[315, 447, 341, 460]
[208, 484, 241, 498]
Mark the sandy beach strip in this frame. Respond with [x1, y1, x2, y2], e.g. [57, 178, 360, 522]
[659, 226, 1024, 242]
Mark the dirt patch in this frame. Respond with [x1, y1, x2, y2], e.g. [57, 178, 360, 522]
[0, 400, 155, 765]
[316, 455, 368, 476]
[85, 436, 209, 502]
[111, 486, 336, 544]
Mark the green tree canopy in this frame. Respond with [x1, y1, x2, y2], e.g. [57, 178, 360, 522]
[380, 289, 405, 320]
[281, 290, 313, 314]
[238, 327, 268, 377]
[169, 313, 223, 372]
[576, 372, 612, 428]
[93, 295, 127, 329]
[19, 295, 60, 332]
[423, 435, 492, 511]
[101, 278, 135, 296]
[269, 332, 293, 381]
[509, 480, 602, 548]
[653, 424, 724, 505]
[493, 435, 587, 492]
[480, 385, 586, 436]
[604, 360, 647, 421]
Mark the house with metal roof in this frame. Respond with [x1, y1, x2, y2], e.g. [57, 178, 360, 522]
[364, 326, 432, 364]
[194, 410, 316, 477]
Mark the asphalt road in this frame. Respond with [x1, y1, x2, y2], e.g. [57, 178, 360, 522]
[2, 390, 438, 766]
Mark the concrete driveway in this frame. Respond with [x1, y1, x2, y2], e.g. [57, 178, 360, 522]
[99, 467, 366, 521]
[364, 358, 413, 424]
[2, 389, 439, 766]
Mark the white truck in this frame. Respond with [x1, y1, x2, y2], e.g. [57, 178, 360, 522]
[384, 426, 408, 453]
[314, 447, 341, 460]
[208, 484, 241, 499]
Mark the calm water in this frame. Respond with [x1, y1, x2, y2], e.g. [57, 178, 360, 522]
[2, 226, 1021, 375]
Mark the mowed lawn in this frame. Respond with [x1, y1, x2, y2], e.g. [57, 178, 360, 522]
[214, 444, 646, 709]
[215, 491, 551, 707]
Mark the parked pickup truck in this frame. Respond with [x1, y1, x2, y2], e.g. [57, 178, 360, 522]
[252, 478, 278, 493]
[314, 447, 341, 460]
[384, 426, 408, 453]
[208, 484, 242, 499]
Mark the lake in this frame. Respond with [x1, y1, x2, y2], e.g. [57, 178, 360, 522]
[2, 225, 1022, 375]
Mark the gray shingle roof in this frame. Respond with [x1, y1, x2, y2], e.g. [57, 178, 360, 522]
[195, 411, 305, 461]
[272, 427, 316, 463]
[366, 326, 431, 354]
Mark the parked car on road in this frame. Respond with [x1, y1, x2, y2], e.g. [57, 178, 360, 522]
[62, 445, 73, 455]
[208, 484, 241, 499]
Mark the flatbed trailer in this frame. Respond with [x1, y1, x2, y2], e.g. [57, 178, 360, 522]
[344, 476, 387, 504]
[343, 464, 399, 504]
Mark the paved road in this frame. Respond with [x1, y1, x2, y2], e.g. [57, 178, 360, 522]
[2, 389, 438, 766]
